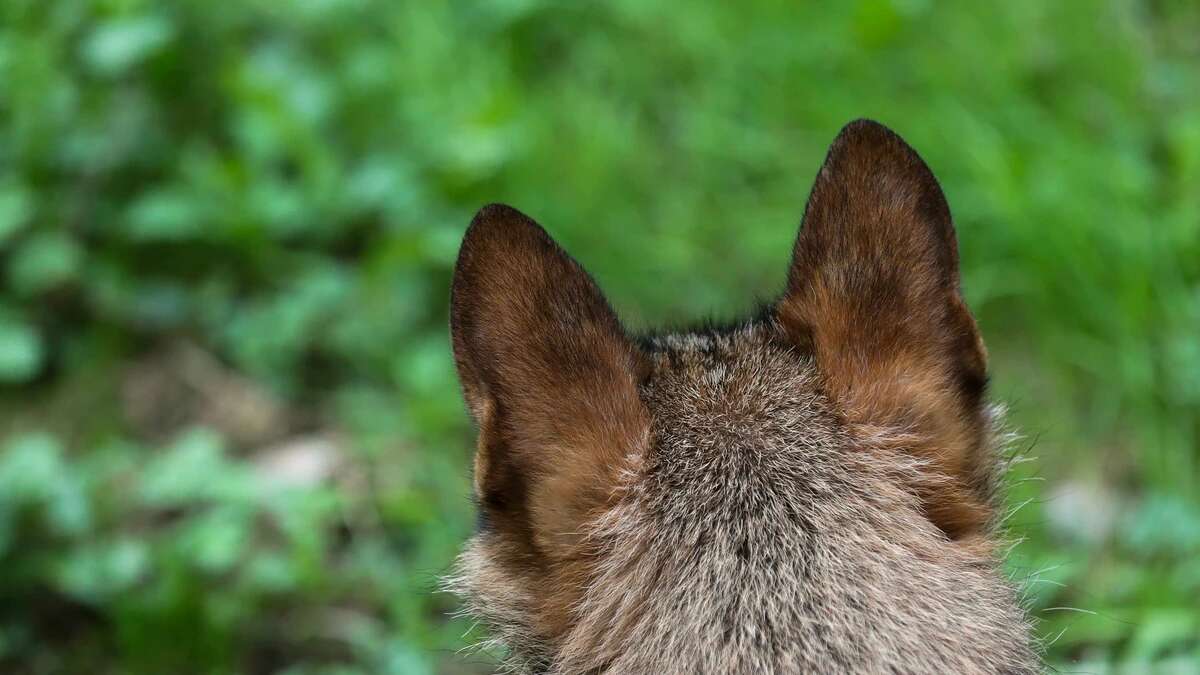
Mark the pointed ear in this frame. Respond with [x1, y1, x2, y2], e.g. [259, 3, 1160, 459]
[777, 120, 993, 540]
[451, 204, 649, 558]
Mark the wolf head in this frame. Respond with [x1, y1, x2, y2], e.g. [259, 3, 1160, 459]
[447, 120, 1037, 673]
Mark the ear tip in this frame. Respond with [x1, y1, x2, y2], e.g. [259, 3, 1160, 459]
[823, 119, 943, 199]
[457, 202, 548, 270]
[466, 203, 537, 241]
[838, 117, 896, 137]
[472, 202, 529, 224]
[452, 202, 562, 324]
[452, 204, 537, 370]
[831, 118, 910, 156]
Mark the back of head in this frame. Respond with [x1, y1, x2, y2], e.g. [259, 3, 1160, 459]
[447, 120, 1038, 674]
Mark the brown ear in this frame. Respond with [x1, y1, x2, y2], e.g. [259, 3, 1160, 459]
[777, 120, 993, 541]
[451, 204, 648, 558]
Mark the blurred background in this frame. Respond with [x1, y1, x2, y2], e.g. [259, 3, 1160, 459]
[1, 1, 1198, 673]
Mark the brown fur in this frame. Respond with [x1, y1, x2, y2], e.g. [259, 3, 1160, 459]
[777, 119, 993, 541]
[446, 120, 1037, 673]
[451, 206, 651, 641]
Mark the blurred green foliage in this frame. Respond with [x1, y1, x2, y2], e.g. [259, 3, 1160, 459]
[0, 0, 1198, 672]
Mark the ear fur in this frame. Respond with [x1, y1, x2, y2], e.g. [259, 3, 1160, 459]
[777, 120, 993, 540]
[451, 204, 648, 559]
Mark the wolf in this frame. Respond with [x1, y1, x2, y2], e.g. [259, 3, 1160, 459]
[446, 120, 1038, 673]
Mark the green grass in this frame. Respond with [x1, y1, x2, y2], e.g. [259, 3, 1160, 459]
[0, 0, 1197, 672]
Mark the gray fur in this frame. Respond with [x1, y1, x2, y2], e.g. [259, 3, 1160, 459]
[447, 323, 1038, 674]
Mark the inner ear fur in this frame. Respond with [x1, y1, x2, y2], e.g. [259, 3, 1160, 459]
[776, 120, 994, 541]
[450, 204, 649, 559]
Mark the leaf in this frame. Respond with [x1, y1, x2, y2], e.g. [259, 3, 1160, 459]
[176, 505, 252, 574]
[0, 432, 64, 503]
[138, 428, 253, 506]
[0, 432, 91, 537]
[7, 230, 83, 295]
[80, 15, 173, 76]
[0, 183, 32, 246]
[0, 315, 43, 383]
[1124, 609, 1198, 662]
[124, 188, 204, 242]
[244, 552, 298, 593]
[1121, 494, 1200, 557]
[55, 538, 150, 601]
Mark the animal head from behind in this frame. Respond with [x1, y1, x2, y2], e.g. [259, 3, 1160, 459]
[446, 120, 1037, 674]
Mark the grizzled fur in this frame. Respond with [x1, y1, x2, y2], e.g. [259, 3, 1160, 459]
[447, 120, 1039, 673]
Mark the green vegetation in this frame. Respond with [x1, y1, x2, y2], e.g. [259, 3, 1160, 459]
[1, 0, 1197, 672]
